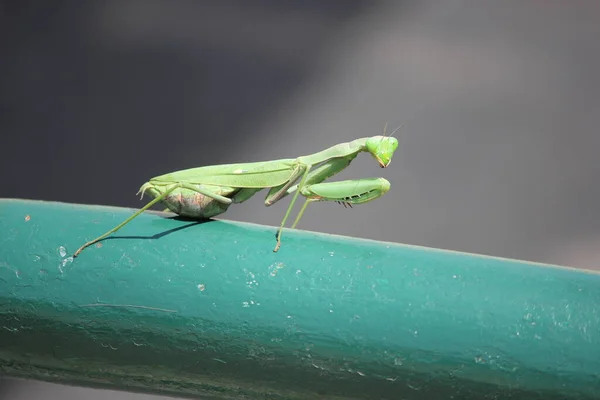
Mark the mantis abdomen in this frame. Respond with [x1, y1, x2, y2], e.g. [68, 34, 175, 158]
[143, 183, 234, 218]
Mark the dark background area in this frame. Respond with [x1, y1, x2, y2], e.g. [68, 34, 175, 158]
[2, 0, 600, 398]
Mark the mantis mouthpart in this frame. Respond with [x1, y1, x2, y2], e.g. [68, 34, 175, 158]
[73, 130, 399, 257]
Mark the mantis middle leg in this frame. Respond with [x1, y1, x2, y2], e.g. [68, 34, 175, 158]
[266, 155, 358, 252]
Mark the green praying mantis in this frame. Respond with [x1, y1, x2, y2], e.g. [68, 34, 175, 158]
[73, 129, 399, 257]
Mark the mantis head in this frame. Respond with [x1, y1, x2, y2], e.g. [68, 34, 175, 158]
[366, 136, 399, 168]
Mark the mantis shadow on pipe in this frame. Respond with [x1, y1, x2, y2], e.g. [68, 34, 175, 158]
[91, 216, 214, 243]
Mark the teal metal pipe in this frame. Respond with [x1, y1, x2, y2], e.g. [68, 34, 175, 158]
[1, 198, 599, 399]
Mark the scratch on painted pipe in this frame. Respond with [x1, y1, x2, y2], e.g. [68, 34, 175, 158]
[79, 303, 177, 313]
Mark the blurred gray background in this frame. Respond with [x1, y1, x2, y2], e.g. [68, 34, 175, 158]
[1, 0, 599, 398]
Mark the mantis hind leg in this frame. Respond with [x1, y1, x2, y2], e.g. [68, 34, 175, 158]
[166, 182, 233, 204]
[73, 186, 178, 257]
[73, 182, 233, 257]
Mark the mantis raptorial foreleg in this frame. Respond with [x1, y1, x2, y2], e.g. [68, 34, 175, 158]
[290, 177, 391, 230]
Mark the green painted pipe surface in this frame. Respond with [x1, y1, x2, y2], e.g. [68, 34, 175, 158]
[1, 198, 599, 399]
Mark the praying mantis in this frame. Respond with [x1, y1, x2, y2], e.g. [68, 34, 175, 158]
[73, 130, 399, 257]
